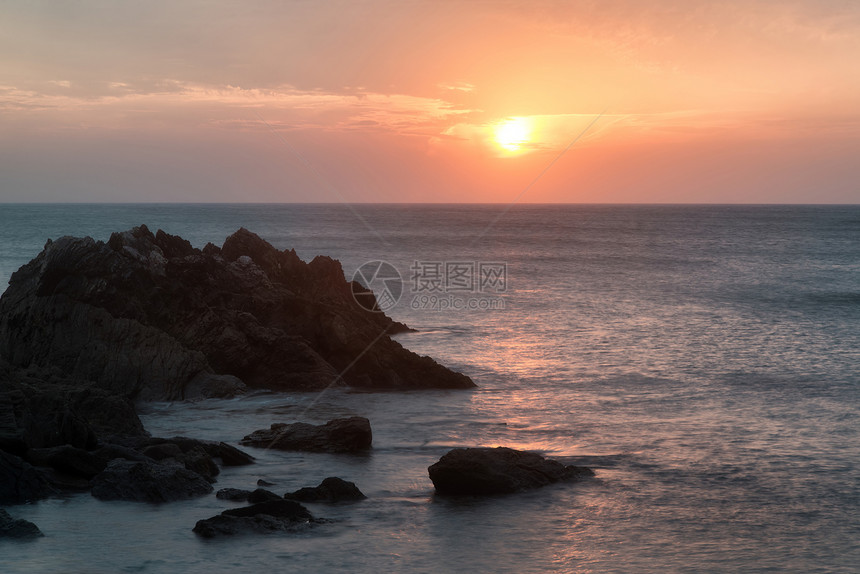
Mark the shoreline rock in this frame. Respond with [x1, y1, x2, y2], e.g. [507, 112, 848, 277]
[0, 225, 475, 402]
[0, 450, 56, 504]
[90, 459, 214, 503]
[240, 417, 372, 453]
[0, 225, 473, 507]
[193, 499, 317, 538]
[0, 509, 43, 539]
[285, 477, 366, 503]
[428, 447, 594, 495]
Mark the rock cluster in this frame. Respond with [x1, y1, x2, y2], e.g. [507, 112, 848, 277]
[196, 476, 366, 537]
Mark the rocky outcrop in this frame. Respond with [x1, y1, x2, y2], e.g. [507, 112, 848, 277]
[285, 477, 366, 503]
[26, 445, 106, 480]
[428, 447, 594, 495]
[0, 225, 475, 401]
[0, 450, 55, 504]
[0, 509, 43, 539]
[0, 375, 146, 453]
[192, 499, 316, 538]
[90, 459, 214, 502]
[240, 417, 372, 453]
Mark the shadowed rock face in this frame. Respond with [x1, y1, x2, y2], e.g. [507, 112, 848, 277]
[0, 450, 55, 504]
[0, 225, 475, 401]
[0, 509, 43, 539]
[90, 459, 214, 502]
[193, 500, 316, 538]
[240, 417, 372, 454]
[285, 476, 366, 503]
[428, 447, 594, 495]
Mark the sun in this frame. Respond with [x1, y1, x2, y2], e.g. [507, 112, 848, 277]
[494, 117, 532, 152]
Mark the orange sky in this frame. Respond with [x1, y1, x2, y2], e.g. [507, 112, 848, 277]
[1, 1, 858, 203]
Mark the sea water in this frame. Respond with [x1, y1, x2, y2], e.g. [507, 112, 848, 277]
[0, 204, 858, 573]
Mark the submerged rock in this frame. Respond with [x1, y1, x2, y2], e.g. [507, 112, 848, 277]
[192, 500, 316, 538]
[90, 459, 213, 502]
[247, 488, 282, 504]
[0, 509, 43, 539]
[0, 225, 474, 401]
[216, 487, 252, 502]
[240, 417, 372, 453]
[285, 477, 366, 503]
[428, 447, 594, 495]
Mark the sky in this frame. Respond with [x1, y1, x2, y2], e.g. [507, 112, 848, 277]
[1, 0, 859, 203]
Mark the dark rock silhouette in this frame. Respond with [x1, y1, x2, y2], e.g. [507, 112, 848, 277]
[0, 225, 470, 508]
[240, 417, 372, 453]
[247, 488, 282, 504]
[140, 437, 254, 468]
[138, 437, 240, 483]
[90, 459, 214, 502]
[0, 225, 474, 401]
[0, 375, 145, 452]
[0, 450, 55, 504]
[26, 445, 106, 479]
[216, 487, 252, 501]
[428, 447, 594, 495]
[0, 509, 43, 539]
[284, 476, 366, 502]
[193, 499, 316, 538]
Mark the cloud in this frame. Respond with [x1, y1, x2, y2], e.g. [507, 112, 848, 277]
[438, 82, 476, 92]
[0, 81, 476, 138]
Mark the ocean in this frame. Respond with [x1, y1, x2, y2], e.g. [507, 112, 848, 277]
[1, 204, 858, 573]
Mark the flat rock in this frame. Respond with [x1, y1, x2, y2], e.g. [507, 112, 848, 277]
[240, 417, 372, 453]
[285, 477, 366, 503]
[192, 500, 315, 538]
[428, 447, 594, 495]
[90, 459, 213, 502]
[0, 509, 43, 539]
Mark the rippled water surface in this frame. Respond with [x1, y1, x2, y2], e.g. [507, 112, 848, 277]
[1, 204, 858, 573]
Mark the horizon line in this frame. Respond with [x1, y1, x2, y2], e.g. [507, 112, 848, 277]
[1, 201, 858, 207]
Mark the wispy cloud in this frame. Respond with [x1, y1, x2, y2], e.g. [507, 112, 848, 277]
[0, 81, 476, 137]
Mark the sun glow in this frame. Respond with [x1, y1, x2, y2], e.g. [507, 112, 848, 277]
[494, 117, 532, 152]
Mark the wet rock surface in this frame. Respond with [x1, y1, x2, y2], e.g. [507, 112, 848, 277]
[240, 417, 373, 453]
[0, 450, 55, 504]
[428, 447, 594, 495]
[90, 459, 214, 503]
[216, 487, 252, 502]
[285, 477, 366, 503]
[193, 500, 317, 538]
[0, 509, 43, 539]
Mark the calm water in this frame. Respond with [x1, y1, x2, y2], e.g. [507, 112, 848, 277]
[1, 204, 858, 573]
